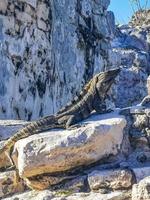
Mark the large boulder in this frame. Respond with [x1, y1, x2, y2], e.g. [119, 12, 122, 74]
[12, 114, 126, 181]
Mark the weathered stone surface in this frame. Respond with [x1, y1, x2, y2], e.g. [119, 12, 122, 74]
[88, 169, 134, 191]
[3, 190, 131, 200]
[147, 76, 150, 95]
[62, 191, 131, 200]
[0, 170, 24, 198]
[3, 190, 54, 200]
[132, 176, 150, 200]
[132, 167, 150, 183]
[55, 176, 87, 193]
[0, 141, 11, 169]
[112, 21, 150, 108]
[24, 174, 81, 191]
[131, 137, 149, 150]
[0, 0, 113, 120]
[0, 0, 150, 121]
[126, 136, 150, 168]
[115, 65, 148, 108]
[0, 120, 28, 140]
[0, 120, 29, 169]
[12, 114, 126, 178]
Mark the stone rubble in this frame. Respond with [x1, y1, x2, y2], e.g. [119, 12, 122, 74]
[0, 100, 150, 199]
[0, 1, 150, 200]
[111, 26, 149, 108]
[1, 0, 150, 120]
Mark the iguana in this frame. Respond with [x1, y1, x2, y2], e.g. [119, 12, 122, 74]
[0, 68, 120, 167]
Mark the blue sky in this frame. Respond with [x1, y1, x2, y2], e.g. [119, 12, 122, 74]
[109, 0, 150, 24]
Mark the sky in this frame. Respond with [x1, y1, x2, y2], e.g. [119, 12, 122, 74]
[109, 0, 150, 24]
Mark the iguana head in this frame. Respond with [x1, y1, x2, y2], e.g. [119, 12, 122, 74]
[96, 68, 120, 99]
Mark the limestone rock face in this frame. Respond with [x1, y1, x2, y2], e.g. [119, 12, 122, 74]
[12, 114, 126, 179]
[0, 0, 113, 120]
[112, 26, 149, 108]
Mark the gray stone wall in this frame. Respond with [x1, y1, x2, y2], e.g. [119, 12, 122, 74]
[0, 0, 113, 120]
[112, 24, 150, 108]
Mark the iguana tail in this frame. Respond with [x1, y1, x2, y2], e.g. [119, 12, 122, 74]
[0, 115, 61, 154]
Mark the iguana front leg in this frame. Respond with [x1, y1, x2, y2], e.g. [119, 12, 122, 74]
[66, 115, 81, 129]
[58, 115, 83, 129]
[93, 98, 107, 114]
[93, 98, 113, 114]
[66, 114, 89, 129]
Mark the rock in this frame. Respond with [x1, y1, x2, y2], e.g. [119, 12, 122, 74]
[132, 176, 150, 200]
[132, 166, 150, 183]
[55, 176, 88, 193]
[147, 76, 150, 95]
[106, 11, 116, 39]
[0, 0, 113, 120]
[88, 169, 134, 191]
[3, 190, 131, 200]
[111, 19, 150, 108]
[12, 114, 126, 179]
[127, 150, 150, 167]
[140, 95, 150, 108]
[0, 0, 8, 14]
[115, 66, 148, 108]
[0, 170, 24, 198]
[20, 0, 37, 8]
[131, 137, 149, 150]
[0, 0, 150, 122]
[3, 190, 54, 200]
[37, 19, 47, 31]
[0, 141, 11, 169]
[24, 174, 81, 191]
[63, 191, 132, 200]
[0, 120, 28, 140]
[123, 35, 148, 51]
[0, 120, 29, 169]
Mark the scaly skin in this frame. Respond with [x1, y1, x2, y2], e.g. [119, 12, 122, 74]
[0, 68, 120, 167]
